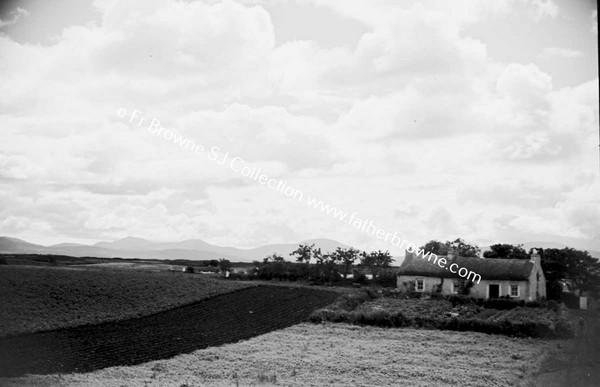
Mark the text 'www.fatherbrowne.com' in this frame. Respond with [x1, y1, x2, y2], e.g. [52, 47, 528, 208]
[119, 107, 482, 283]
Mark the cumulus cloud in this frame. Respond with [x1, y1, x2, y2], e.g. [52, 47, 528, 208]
[0, 0, 597, 252]
[496, 63, 552, 104]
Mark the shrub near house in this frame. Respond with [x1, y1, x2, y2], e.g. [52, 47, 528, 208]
[309, 290, 573, 338]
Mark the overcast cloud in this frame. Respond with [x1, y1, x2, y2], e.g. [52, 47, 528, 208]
[0, 0, 598, 254]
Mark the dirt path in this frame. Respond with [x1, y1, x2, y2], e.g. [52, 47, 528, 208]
[529, 308, 600, 386]
[0, 286, 337, 377]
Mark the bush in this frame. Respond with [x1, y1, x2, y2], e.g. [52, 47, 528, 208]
[482, 298, 525, 310]
[542, 300, 559, 311]
[525, 300, 541, 308]
[374, 270, 397, 288]
[354, 309, 393, 327]
[331, 289, 377, 310]
[228, 272, 249, 280]
[546, 281, 563, 300]
[443, 294, 473, 305]
[309, 309, 348, 323]
[559, 293, 580, 309]
[402, 291, 423, 299]
[352, 270, 368, 285]
[397, 292, 547, 311]
[310, 295, 574, 339]
[308, 289, 377, 322]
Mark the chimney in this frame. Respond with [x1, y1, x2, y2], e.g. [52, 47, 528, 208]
[447, 247, 455, 260]
[404, 249, 415, 263]
[530, 249, 541, 267]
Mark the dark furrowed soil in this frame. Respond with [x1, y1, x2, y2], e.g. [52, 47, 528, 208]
[0, 286, 337, 377]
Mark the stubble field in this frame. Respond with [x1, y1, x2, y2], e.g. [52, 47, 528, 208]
[2, 323, 563, 386]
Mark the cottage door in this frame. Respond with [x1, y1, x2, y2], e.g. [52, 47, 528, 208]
[489, 284, 500, 298]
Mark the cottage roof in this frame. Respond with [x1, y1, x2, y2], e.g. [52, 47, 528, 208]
[397, 255, 533, 281]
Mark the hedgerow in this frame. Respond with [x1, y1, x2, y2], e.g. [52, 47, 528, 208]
[309, 295, 574, 338]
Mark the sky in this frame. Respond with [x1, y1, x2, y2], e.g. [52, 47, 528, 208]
[0, 0, 598, 255]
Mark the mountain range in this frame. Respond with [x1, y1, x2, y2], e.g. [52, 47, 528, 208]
[0, 236, 351, 262]
[1, 236, 598, 263]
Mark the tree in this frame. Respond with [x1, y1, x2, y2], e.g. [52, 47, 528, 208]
[483, 244, 529, 259]
[419, 240, 448, 255]
[263, 253, 285, 263]
[536, 247, 566, 300]
[290, 244, 315, 264]
[360, 250, 393, 278]
[329, 247, 360, 278]
[561, 248, 600, 297]
[359, 251, 375, 275]
[313, 247, 325, 265]
[418, 238, 480, 257]
[290, 244, 333, 281]
[535, 247, 600, 299]
[259, 254, 287, 280]
[290, 244, 316, 279]
[447, 238, 480, 258]
[319, 252, 341, 283]
[373, 250, 393, 268]
[218, 259, 232, 273]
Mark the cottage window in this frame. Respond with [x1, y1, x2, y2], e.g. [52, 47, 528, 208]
[451, 280, 461, 294]
[510, 284, 519, 297]
[415, 279, 424, 292]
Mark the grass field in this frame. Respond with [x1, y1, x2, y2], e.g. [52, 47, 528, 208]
[1, 323, 563, 386]
[0, 265, 252, 337]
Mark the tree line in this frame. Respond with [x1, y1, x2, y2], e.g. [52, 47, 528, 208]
[221, 244, 395, 285]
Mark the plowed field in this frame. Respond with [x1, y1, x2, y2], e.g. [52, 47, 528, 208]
[0, 265, 252, 337]
[0, 286, 337, 377]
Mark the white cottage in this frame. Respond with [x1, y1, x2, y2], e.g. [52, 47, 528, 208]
[397, 249, 546, 301]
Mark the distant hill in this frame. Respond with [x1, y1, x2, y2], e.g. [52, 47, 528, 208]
[0, 237, 47, 254]
[0, 236, 354, 263]
[4, 236, 594, 263]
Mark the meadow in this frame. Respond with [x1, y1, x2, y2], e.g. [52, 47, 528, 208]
[0, 265, 252, 337]
[1, 323, 564, 386]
